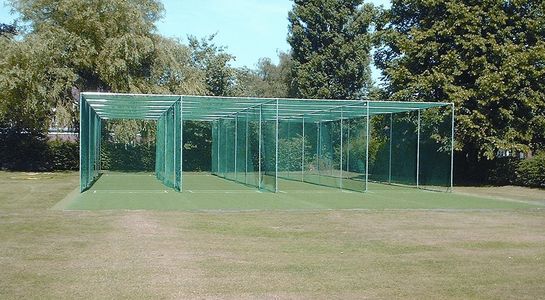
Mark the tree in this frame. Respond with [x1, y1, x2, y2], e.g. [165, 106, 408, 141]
[235, 52, 292, 98]
[375, 0, 545, 179]
[0, 0, 209, 169]
[188, 34, 237, 96]
[288, 0, 375, 99]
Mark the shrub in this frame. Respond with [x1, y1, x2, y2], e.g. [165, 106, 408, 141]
[486, 157, 520, 185]
[47, 140, 79, 170]
[0, 130, 50, 171]
[516, 152, 545, 188]
[100, 142, 155, 171]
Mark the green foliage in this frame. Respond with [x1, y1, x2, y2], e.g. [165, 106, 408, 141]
[376, 0, 545, 160]
[189, 34, 236, 96]
[235, 53, 292, 98]
[183, 121, 212, 171]
[288, 0, 375, 99]
[517, 152, 545, 188]
[0, 0, 210, 171]
[0, 27, 86, 132]
[278, 135, 311, 171]
[486, 157, 520, 186]
[0, 0, 205, 134]
[101, 142, 155, 171]
[0, 126, 49, 170]
[48, 140, 79, 170]
[0, 132, 78, 171]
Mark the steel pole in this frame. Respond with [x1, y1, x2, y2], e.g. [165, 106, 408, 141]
[302, 117, 305, 182]
[416, 109, 421, 189]
[258, 105, 262, 189]
[389, 113, 393, 184]
[450, 103, 455, 191]
[365, 102, 370, 192]
[340, 107, 343, 190]
[275, 99, 279, 192]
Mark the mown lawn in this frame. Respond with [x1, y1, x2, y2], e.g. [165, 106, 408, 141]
[0, 171, 544, 299]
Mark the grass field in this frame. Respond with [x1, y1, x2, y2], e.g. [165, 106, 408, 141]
[1, 171, 544, 298]
[62, 172, 541, 211]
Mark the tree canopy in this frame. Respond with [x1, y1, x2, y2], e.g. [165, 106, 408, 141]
[0, 0, 206, 133]
[1, 0, 544, 181]
[376, 0, 545, 160]
[288, 0, 375, 99]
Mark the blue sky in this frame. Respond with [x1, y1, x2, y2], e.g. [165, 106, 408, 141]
[1, 0, 390, 77]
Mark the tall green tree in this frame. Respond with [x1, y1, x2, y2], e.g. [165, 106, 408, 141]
[288, 0, 375, 99]
[0, 0, 209, 169]
[1, 0, 205, 131]
[188, 34, 236, 96]
[376, 0, 545, 169]
[235, 52, 292, 98]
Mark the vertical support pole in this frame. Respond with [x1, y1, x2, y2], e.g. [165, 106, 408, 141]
[88, 106, 92, 184]
[79, 95, 83, 191]
[258, 105, 262, 189]
[179, 97, 183, 191]
[416, 109, 421, 189]
[173, 104, 177, 189]
[286, 118, 290, 178]
[245, 112, 249, 184]
[450, 103, 455, 191]
[389, 113, 393, 184]
[224, 118, 228, 178]
[316, 121, 322, 181]
[346, 120, 350, 172]
[164, 112, 167, 181]
[301, 116, 305, 182]
[365, 101, 370, 192]
[217, 119, 221, 176]
[275, 99, 279, 192]
[234, 114, 238, 182]
[339, 107, 343, 190]
[98, 118, 102, 172]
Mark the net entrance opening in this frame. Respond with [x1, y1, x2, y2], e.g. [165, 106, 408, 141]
[80, 93, 454, 194]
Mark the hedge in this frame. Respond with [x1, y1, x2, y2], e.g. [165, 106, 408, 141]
[516, 152, 545, 188]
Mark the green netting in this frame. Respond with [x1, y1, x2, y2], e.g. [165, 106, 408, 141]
[79, 98, 102, 192]
[155, 101, 182, 190]
[343, 115, 369, 192]
[81, 92, 453, 194]
[211, 103, 278, 192]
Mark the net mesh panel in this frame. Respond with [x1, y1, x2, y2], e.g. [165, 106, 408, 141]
[368, 114, 392, 184]
[80, 99, 89, 191]
[210, 103, 278, 192]
[390, 111, 418, 186]
[246, 107, 261, 188]
[277, 118, 304, 182]
[419, 106, 452, 191]
[343, 115, 368, 192]
[174, 101, 182, 190]
[225, 117, 236, 181]
[261, 102, 277, 192]
[82, 93, 453, 193]
[154, 101, 182, 190]
[79, 100, 102, 192]
[365, 107, 452, 191]
[235, 113, 246, 183]
[155, 115, 165, 181]
[211, 121, 218, 174]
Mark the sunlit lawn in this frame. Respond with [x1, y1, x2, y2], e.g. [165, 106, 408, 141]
[0, 171, 544, 299]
